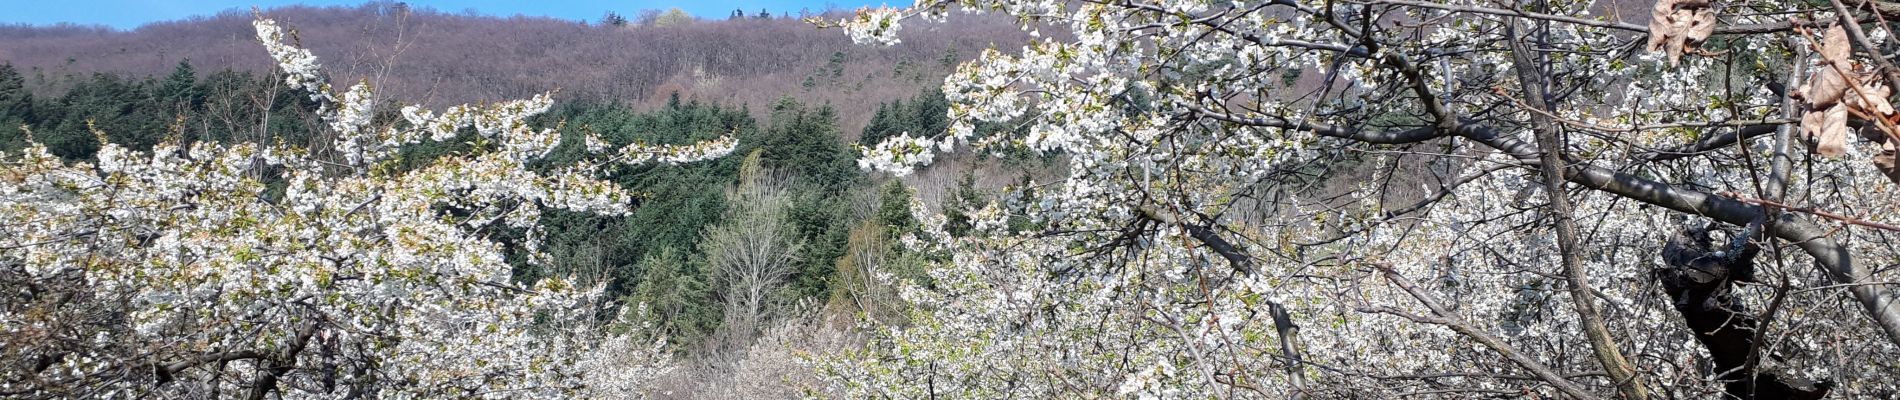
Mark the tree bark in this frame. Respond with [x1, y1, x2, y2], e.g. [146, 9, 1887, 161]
[1193, 109, 1900, 350]
[249, 321, 320, 400]
[1508, 20, 1650, 400]
[1137, 207, 1313, 397]
[1376, 265, 1604, 400]
[1459, 128, 1900, 349]
[1657, 229, 1831, 399]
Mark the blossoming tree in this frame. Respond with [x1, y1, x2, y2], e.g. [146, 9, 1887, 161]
[826, 0, 1900, 398]
[0, 17, 731, 399]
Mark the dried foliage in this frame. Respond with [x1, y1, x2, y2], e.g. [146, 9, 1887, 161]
[1646, 0, 1718, 65]
[1795, 24, 1900, 182]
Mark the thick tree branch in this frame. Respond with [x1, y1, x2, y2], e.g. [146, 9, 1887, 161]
[1135, 207, 1305, 397]
[1641, 124, 1782, 162]
[155, 351, 268, 384]
[1508, 23, 1649, 399]
[1465, 128, 1900, 348]
[1771, 40, 1807, 200]
[1366, 0, 1833, 35]
[1372, 265, 1604, 400]
[1195, 108, 1900, 348]
[1853, 0, 1900, 19]
[1189, 106, 1462, 144]
[249, 321, 321, 400]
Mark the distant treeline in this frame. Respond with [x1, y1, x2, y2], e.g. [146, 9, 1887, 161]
[0, 1, 1030, 132]
[0, 61, 325, 159]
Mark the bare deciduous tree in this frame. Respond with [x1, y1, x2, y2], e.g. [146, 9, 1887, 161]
[703, 151, 801, 355]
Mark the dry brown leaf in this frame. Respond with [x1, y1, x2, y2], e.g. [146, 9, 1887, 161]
[1819, 105, 1852, 157]
[1849, 81, 1896, 116]
[1822, 25, 1853, 65]
[1808, 68, 1849, 109]
[1685, 8, 1717, 47]
[1803, 109, 1827, 145]
[1801, 106, 1853, 158]
[1646, 0, 1675, 53]
[1666, 8, 1694, 65]
[1665, 33, 1689, 65]
[1647, 0, 1718, 66]
[1798, 25, 1900, 165]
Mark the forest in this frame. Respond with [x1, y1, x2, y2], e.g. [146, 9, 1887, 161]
[0, 38, 1025, 392]
[7, 0, 1900, 399]
[0, 1, 1028, 129]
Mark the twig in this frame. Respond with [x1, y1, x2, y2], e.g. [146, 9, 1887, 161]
[1369, 264, 1606, 400]
[1829, 0, 1900, 92]
[1722, 191, 1900, 231]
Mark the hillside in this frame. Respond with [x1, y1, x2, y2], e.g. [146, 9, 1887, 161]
[0, 2, 1029, 132]
[11, 1, 1900, 399]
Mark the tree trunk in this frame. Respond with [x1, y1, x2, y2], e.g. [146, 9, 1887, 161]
[1508, 18, 1648, 400]
[1657, 227, 1830, 399]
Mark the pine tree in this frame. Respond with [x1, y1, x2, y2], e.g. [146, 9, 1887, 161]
[943, 169, 985, 237]
[0, 63, 31, 150]
[157, 60, 202, 122]
[601, 11, 628, 27]
[628, 246, 719, 350]
[0, 63, 29, 121]
[875, 180, 918, 238]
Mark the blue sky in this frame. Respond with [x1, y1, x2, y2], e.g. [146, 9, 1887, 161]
[0, 0, 894, 30]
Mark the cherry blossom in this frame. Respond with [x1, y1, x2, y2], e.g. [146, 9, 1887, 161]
[824, 0, 1900, 398]
[1, 17, 731, 399]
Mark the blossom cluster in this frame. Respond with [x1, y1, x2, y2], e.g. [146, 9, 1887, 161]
[0, 17, 731, 398]
[822, 0, 1900, 398]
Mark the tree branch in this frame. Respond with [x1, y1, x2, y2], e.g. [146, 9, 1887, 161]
[155, 351, 268, 384]
[1191, 109, 1900, 348]
[1832, 0, 1900, 91]
[1508, 21, 1649, 399]
[1372, 265, 1604, 400]
[249, 321, 321, 400]
[1135, 206, 1305, 397]
[1465, 127, 1900, 348]
[1641, 124, 1783, 162]
[1365, 0, 1832, 35]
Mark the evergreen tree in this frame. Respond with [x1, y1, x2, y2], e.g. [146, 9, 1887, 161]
[524, 99, 754, 301]
[0, 63, 31, 150]
[601, 11, 628, 27]
[942, 169, 985, 237]
[627, 246, 720, 351]
[747, 97, 856, 191]
[910, 87, 949, 136]
[859, 87, 950, 146]
[42, 73, 162, 158]
[862, 102, 893, 142]
[0, 63, 28, 121]
[156, 60, 202, 116]
[784, 188, 847, 299]
[875, 180, 919, 238]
